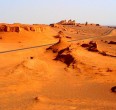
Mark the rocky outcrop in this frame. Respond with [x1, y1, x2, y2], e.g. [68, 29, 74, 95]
[46, 36, 70, 53]
[9, 26, 21, 32]
[54, 31, 71, 39]
[23, 26, 30, 31]
[0, 25, 8, 32]
[54, 47, 75, 67]
[111, 86, 116, 92]
[81, 41, 98, 52]
[22, 25, 49, 32]
[0, 25, 21, 32]
[96, 24, 100, 26]
[58, 19, 76, 25]
[30, 27, 36, 31]
[108, 41, 116, 44]
[46, 36, 75, 66]
[50, 23, 60, 27]
[0, 24, 50, 33]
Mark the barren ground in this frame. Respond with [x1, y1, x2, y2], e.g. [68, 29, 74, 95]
[0, 24, 116, 110]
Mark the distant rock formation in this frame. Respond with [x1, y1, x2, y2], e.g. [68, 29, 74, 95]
[57, 19, 76, 25]
[85, 22, 88, 26]
[50, 23, 60, 27]
[0, 25, 21, 32]
[0, 24, 49, 33]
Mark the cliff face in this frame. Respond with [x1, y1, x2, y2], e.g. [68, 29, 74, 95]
[0, 24, 50, 33]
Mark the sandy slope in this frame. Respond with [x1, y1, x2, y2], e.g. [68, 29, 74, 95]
[0, 24, 116, 110]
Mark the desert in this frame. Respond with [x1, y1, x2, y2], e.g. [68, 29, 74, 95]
[0, 20, 116, 110]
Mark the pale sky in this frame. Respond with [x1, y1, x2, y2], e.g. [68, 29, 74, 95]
[0, 0, 116, 25]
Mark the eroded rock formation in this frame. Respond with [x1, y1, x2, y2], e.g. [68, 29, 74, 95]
[0, 25, 21, 32]
[81, 41, 98, 52]
[47, 35, 75, 66]
[0, 24, 49, 33]
[58, 19, 76, 25]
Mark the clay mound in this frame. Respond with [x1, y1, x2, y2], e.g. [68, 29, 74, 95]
[46, 36, 71, 53]
[47, 37, 75, 66]
[46, 30, 72, 52]
[54, 31, 71, 39]
[81, 41, 98, 52]
[108, 29, 116, 36]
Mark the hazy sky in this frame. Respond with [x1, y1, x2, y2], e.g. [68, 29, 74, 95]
[0, 0, 115, 25]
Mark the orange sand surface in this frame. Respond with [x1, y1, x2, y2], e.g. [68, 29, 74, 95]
[0, 23, 116, 110]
